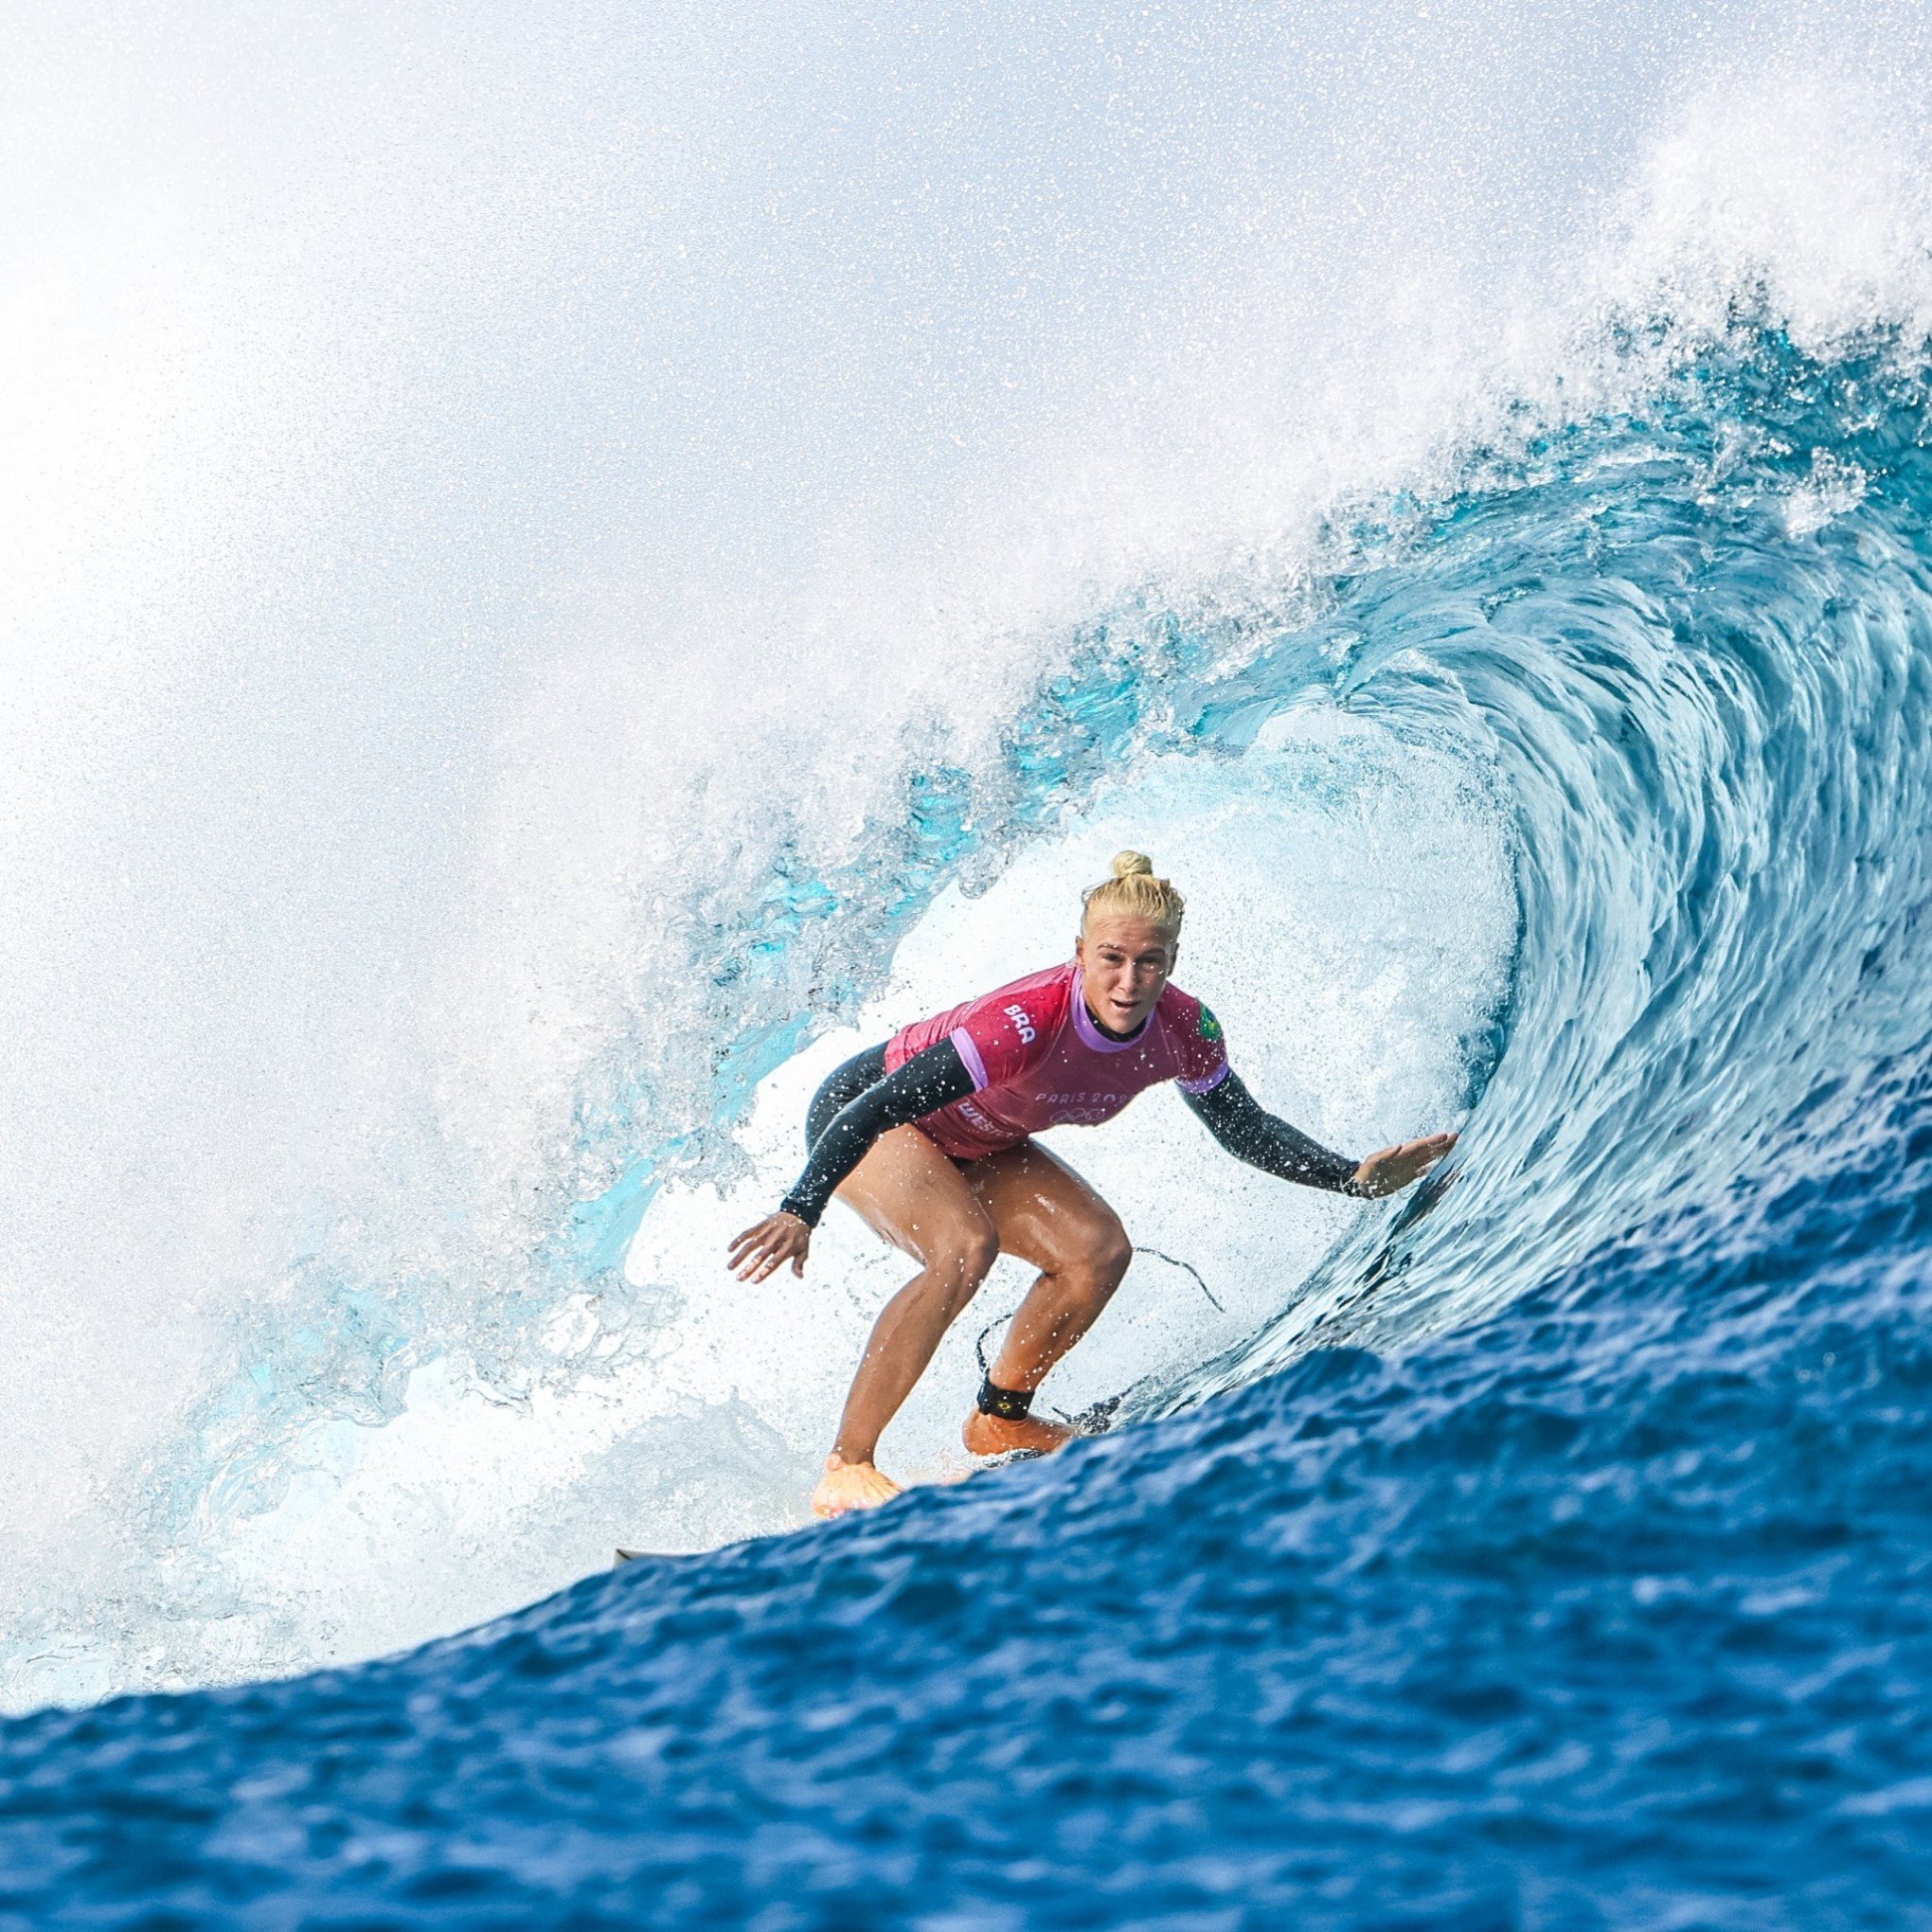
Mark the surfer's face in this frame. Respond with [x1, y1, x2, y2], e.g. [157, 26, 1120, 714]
[1077, 914, 1177, 1034]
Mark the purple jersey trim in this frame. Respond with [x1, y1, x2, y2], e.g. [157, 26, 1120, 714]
[1175, 1059, 1233, 1097]
[949, 1026, 991, 1091]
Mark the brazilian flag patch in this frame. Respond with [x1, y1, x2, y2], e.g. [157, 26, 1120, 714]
[1198, 1004, 1223, 1044]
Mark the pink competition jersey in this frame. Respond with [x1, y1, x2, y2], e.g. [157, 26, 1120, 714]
[884, 960, 1231, 1160]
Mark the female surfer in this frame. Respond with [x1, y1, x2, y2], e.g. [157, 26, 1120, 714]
[728, 851, 1458, 1518]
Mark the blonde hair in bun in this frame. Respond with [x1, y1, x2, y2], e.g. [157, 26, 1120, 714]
[1081, 850, 1185, 935]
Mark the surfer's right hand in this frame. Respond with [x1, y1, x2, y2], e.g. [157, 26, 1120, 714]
[728, 1210, 811, 1282]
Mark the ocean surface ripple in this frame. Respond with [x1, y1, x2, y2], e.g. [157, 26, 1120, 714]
[7, 328, 1932, 1926]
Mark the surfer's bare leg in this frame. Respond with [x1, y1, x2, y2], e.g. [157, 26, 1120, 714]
[960, 1141, 1132, 1457]
[813, 1124, 997, 1516]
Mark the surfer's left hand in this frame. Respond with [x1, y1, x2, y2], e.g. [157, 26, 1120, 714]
[728, 1211, 812, 1281]
[1351, 1132, 1458, 1197]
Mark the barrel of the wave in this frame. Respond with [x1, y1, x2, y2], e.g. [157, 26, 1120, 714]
[725, 850, 1460, 1517]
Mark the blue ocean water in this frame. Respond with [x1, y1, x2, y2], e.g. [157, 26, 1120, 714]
[5, 324, 1932, 1925]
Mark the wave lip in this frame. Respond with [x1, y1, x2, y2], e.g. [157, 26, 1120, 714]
[1171, 328, 1932, 1399]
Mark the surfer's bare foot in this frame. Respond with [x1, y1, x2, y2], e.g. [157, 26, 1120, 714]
[810, 1453, 902, 1519]
[961, 1409, 1074, 1458]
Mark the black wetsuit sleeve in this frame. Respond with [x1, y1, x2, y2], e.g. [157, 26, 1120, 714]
[1182, 1069, 1365, 1195]
[780, 1038, 978, 1227]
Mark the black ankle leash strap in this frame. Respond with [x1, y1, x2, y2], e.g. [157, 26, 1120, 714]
[975, 1377, 1035, 1421]
[967, 1246, 1217, 1435]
